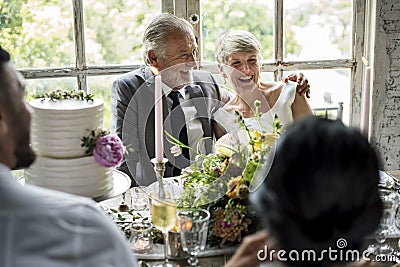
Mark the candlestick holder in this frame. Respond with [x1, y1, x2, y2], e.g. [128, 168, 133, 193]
[151, 158, 168, 199]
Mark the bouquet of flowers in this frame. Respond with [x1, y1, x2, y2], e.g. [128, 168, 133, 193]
[170, 100, 282, 246]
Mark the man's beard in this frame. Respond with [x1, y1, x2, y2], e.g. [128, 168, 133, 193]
[13, 147, 36, 170]
[162, 66, 193, 89]
[12, 132, 37, 170]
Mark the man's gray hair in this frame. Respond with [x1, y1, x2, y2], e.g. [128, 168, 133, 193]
[142, 13, 195, 65]
[215, 30, 261, 65]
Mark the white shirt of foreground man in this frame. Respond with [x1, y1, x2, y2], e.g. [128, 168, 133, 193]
[0, 163, 138, 267]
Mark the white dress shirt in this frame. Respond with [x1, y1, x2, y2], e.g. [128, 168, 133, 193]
[0, 163, 138, 267]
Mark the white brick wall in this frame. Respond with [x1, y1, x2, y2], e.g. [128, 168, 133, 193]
[372, 0, 400, 170]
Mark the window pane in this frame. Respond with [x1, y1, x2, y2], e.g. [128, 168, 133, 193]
[25, 78, 78, 101]
[87, 75, 120, 129]
[261, 72, 275, 82]
[83, 0, 161, 65]
[284, 69, 351, 124]
[283, 0, 352, 61]
[201, 0, 274, 62]
[1, 0, 74, 68]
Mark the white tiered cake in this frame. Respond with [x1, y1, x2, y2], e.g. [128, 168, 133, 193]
[25, 98, 113, 198]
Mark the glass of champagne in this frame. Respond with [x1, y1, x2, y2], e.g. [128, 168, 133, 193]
[151, 186, 178, 267]
[177, 208, 210, 267]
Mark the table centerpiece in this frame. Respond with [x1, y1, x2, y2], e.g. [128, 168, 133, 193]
[169, 100, 282, 247]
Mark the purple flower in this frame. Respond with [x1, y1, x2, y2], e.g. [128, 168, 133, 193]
[220, 220, 232, 228]
[93, 135, 124, 167]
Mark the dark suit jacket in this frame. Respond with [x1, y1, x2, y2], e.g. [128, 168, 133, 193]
[111, 66, 228, 186]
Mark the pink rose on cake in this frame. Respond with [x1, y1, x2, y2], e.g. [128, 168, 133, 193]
[81, 128, 124, 168]
[93, 135, 124, 167]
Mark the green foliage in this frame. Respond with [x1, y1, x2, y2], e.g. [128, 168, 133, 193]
[34, 89, 94, 101]
[1, 0, 28, 64]
[241, 160, 257, 184]
[285, 30, 302, 59]
[202, 0, 275, 61]
[1, 0, 74, 68]
[284, 0, 352, 58]
[83, 0, 159, 65]
[0, 1, 25, 33]
[108, 208, 163, 243]
[81, 128, 109, 155]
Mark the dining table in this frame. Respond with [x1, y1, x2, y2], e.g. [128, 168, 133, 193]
[99, 170, 400, 267]
[134, 243, 235, 267]
[98, 179, 238, 267]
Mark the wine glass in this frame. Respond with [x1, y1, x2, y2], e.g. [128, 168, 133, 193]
[177, 208, 210, 267]
[151, 185, 178, 267]
[131, 186, 149, 211]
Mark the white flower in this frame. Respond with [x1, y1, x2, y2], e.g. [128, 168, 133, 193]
[181, 167, 193, 175]
[171, 145, 182, 157]
[214, 133, 237, 157]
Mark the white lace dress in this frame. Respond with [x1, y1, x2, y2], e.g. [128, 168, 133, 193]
[214, 81, 297, 133]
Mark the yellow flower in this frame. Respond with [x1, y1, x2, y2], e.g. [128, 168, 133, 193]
[263, 133, 279, 147]
[249, 130, 262, 140]
[248, 130, 279, 153]
[227, 176, 242, 191]
[249, 130, 263, 152]
[226, 176, 249, 199]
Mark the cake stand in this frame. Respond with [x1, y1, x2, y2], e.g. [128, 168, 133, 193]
[18, 169, 131, 202]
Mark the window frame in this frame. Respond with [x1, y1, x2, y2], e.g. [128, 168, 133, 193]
[18, 0, 369, 127]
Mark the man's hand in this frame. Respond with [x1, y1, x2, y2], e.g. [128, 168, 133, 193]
[283, 73, 311, 98]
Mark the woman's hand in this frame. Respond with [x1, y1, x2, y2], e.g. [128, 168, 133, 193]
[283, 73, 311, 98]
[224, 230, 270, 267]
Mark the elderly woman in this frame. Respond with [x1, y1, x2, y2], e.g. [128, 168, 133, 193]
[225, 117, 383, 267]
[213, 30, 312, 135]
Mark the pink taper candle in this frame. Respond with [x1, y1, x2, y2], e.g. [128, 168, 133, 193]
[151, 66, 163, 162]
[361, 57, 371, 138]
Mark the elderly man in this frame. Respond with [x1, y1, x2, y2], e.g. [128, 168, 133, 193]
[0, 47, 138, 267]
[111, 13, 230, 186]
